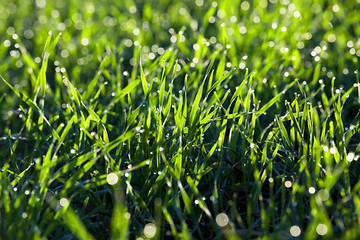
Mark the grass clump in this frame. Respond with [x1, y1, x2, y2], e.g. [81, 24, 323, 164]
[1, 0, 360, 239]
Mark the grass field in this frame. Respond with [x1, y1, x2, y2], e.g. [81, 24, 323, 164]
[1, 0, 360, 239]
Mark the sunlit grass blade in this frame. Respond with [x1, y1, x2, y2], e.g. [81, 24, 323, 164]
[1, 74, 59, 140]
[189, 82, 203, 126]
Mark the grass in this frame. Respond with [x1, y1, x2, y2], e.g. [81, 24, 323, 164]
[0, 0, 360, 239]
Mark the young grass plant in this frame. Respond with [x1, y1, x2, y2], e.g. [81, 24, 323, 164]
[1, 0, 360, 239]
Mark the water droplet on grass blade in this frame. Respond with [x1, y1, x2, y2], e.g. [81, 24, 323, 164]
[59, 198, 68, 207]
[290, 225, 301, 237]
[216, 213, 229, 227]
[107, 173, 118, 185]
[125, 212, 131, 219]
[332, 4, 340, 12]
[308, 187, 316, 194]
[293, 11, 301, 18]
[144, 223, 156, 238]
[346, 152, 355, 162]
[316, 224, 328, 235]
[239, 26, 247, 34]
[285, 181, 292, 188]
[318, 189, 329, 201]
[329, 148, 336, 154]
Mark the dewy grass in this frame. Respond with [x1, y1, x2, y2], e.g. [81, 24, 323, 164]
[1, 0, 360, 239]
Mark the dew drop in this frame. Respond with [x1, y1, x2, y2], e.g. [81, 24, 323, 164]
[308, 187, 316, 194]
[216, 213, 229, 227]
[316, 224, 328, 235]
[144, 223, 156, 238]
[107, 173, 118, 185]
[59, 198, 68, 207]
[290, 225, 301, 237]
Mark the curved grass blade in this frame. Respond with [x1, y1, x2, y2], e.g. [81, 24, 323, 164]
[1, 75, 59, 140]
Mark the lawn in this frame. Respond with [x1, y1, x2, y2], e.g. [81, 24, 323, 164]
[0, 0, 360, 239]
